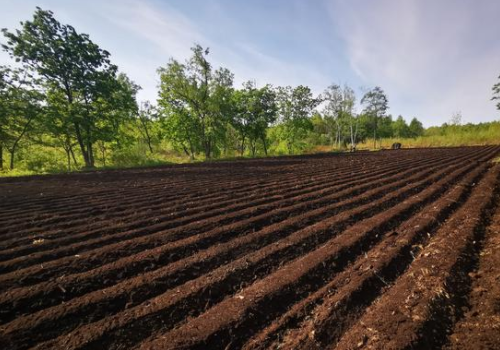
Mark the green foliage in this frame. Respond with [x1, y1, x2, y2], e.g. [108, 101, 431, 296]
[492, 75, 500, 111]
[136, 101, 160, 154]
[358, 121, 500, 149]
[157, 45, 234, 159]
[377, 115, 394, 138]
[0, 7, 497, 177]
[276, 85, 319, 154]
[320, 84, 358, 149]
[2, 7, 137, 168]
[392, 115, 410, 138]
[361, 86, 388, 148]
[231, 81, 277, 156]
[0, 66, 43, 170]
[408, 117, 424, 138]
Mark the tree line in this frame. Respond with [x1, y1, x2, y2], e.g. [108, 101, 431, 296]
[1, 8, 495, 173]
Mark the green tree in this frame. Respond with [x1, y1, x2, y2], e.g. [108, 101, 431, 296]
[341, 85, 358, 151]
[2, 7, 123, 168]
[321, 84, 344, 147]
[92, 73, 140, 165]
[408, 117, 424, 138]
[361, 86, 388, 149]
[321, 84, 358, 150]
[232, 82, 277, 156]
[41, 71, 139, 169]
[158, 45, 234, 159]
[450, 111, 462, 126]
[230, 85, 250, 156]
[276, 85, 319, 154]
[43, 87, 79, 170]
[0, 66, 43, 170]
[0, 66, 8, 169]
[377, 115, 394, 138]
[392, 115, 410, 138]
[492, 74, 500, 111]
[137, 101, 158, 154]
[310, 112, 328, 145]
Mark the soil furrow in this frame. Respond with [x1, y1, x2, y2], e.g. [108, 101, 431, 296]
[0, 152, 432, 256]
[1, 147, 498, 350]
[19, 152, 484, 350]
[333, 164, 500, 350]
[0, 149, 460, 285]
[444, 196, 500, 349]
[0, 151, 471, 329]
[252, 155, 493, 350]
[132, 152, 496, 350]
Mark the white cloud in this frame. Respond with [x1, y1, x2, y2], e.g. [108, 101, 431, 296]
[101, 0, 206, 60]
[96, 0, 212, 103]
[99, 0, 329, 102]
[329, 0, 500, 125]
[216, 42, 328, 93]
[2, 0, 498, 125]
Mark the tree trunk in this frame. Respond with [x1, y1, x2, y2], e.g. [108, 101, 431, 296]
[349, 124, 354, 151]
[9, 134, 23, 170]
[88, 141, 95, 168]
[182, 144, 191, 157]
[262, 137, 268, 156]
[337, 127, 341, 149]
[373, 129, 377, 149]
[144, 124, 153, 153]
[0, 144, 3, 170]
[204, 140, 211, 159]
[70, 145, 78, 168]
[74, 122, 91, 168]
[9, 147, 15, 170]
[250, 139, 256, 157]
[146, 139, 153, 154]
[240, 135, 246, 156]
[65, 148, 71, 171]
[188, 139, 195, 160]
[87, 123, 95, 168]
[99, 142, 106, 167]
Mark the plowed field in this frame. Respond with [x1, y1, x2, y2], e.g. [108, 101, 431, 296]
[1, 146, 499, 350]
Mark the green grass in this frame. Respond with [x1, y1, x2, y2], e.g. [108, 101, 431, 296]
[0, 168, 40, 177]
[2, 124, 499, 178]
[358, 135, 500, 149]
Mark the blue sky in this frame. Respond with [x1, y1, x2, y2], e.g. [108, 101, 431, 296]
[1, 0, 499, 126]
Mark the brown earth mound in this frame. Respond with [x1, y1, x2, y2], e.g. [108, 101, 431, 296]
[0, 147, 499, 350]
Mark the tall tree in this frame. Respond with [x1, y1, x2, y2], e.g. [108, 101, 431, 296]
[2, 7, 122, 168]
[137, 101, 158, 154]
[493, 74, 500, 111]
[408, 117, 424, 138]
[361, 86, 388, 149]
[0, 66, 8, 169]
[158, 45, 234, 159]
[321, 84, 344, 148]
[342, 86, 358, 151]
[276, 85, 319, 154]
[232, 82, 277, 156]
[377, 115, 394, 138]
[321, 84, 357, 150]
[90, 72, 140, 164]
[450, 111, 462, 126]
[0, 66, 42, 170]
[44, 87, 79, 170]
[392, 115, 410, 138]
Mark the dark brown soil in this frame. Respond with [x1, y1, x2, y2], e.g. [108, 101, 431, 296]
[445, 198, 500, 350]
[0, 147, 499, 350]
